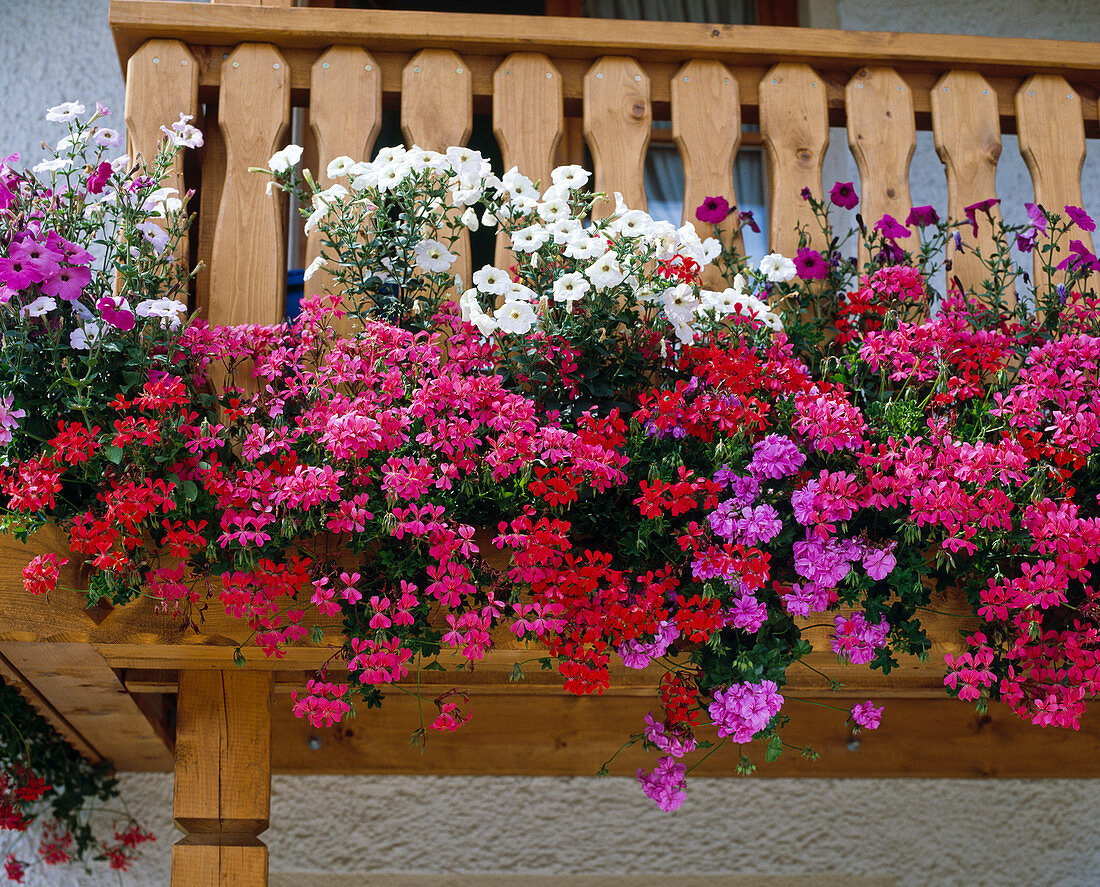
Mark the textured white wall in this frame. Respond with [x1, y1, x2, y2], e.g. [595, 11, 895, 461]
[6, 2, 1100, 886]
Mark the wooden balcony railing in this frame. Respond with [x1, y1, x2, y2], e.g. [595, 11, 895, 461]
[110, 0, 1100, 328]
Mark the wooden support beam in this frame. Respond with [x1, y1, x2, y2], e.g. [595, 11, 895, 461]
[173, 670, 273, 887]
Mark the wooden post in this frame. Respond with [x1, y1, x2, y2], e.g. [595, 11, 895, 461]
[172, 670, 273, 887]
[584, 56, 651, 222]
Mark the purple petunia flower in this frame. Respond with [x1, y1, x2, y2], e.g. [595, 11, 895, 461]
[830, 181, 859, 210]
[695, 195, 731, 225]
[905, 205, 939, 227]
[1065, 204, 1096, 232]
[1025, 202, 1047, 234]
[874, 213, 912, 241]
[963, 198, 1000, 237]
[794, 247, 829, 280]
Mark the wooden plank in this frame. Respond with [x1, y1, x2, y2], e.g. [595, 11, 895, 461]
[846, 67, 915, 267]
[268, 692, 1100, 778]
[492, 52, 563, 267]
[401, 49, 473, 292]
[0, 649, 102, 763]
[172, 843, 268, 887]
[209, 43, 291, 327]
[174, 670, 272, 833]
[672, 58, 743, 275]
[0, 643, 172, 771]
[1017, 74, 1094, 294]
[931, 70, 1004, 300]
[306, 46, 381, 323]
[108, 3, 1100, 81]
[584, 56, 650, 221]
[760, 63, 829, 257]
[123, 39, 199, 274]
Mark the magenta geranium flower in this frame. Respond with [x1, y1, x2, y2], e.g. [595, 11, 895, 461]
[850, 701, 883, 730]
[794, 247, 829, 280]
[1065, 204, 1096, 232]
[695, 195, 730, 224]
[829, 181, 859, 210]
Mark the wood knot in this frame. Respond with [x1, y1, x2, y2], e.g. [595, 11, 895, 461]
[886, 187, 896, 199]
[796, 148, 812, 161]
[631, 102, 646, 118]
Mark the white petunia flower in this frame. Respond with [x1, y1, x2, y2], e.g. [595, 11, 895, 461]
[413, 239, 457, 273]
[550, 164, 590, 190]
[69, 322, 102, 350]
[21, 296, 57, 318]
[136, 298, 188, 327]
[160, 113, 203, 149]
[510, 224, 549, 253]
[46, 101, 85, 123]
[480, 208, 499, 228]
[268, 144, 303, 173]
[661, 283, 699, 325]
[93, 128, 123, 148]
[33, 157, 69, 175]
[472, 265, 511, 296]
[609, 210, 653, 239]
[549, 218, 582, 244]
[494, 299, 537, 334]
[326, 156, 355, 179]
[504, 282, 537, 302]
[375, 146, 406, 165]
[460, 207, 479, 231]
[446, 146, 483, 180]
[536, 199, 570, 224]
[564, 235, 605, 261]
[585, 252, 626, 290]
[759, 253, 797, 283]
[303, 255, 327, 281]
[553, 271, 590, 304]
[500, 166, 539, 208]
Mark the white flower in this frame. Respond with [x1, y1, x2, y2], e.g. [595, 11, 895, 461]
[351, 167, 379, 191]
[460, 207, 480, 231]
[585, 252, 626, 290]
[759, 253, 797, 283]
[109, 154, 131, 173]
[446, 146, 483, 180]
[160, 113, 203, 149]
[268, 144, 304, 173]
[549, 218, 582, 244]
[609, 210, 653, 239]
[553, 271, 590, 304]
[550, 164, 590, 190]
[450, 184, 482, 206]
[326, 156, 355, 179]
[661, 283, 699, 325]
[564, 235, 605, 261]
[537, 199, 570, 224]
[481, 208, 499, 227]
[510, 225, 549, 253]
[413, 239, 457, 273]
[672, 317, 697, 344]
[45, 101, 85, 123]
[701, 237, 721, 264]
[32, 157, 69, 175]
[93, 128, 122, 148]
[494, 299, 537, 334]
[375, 163, 405, 192]
[303, 255, 327, 281]
[505, 282, 537, 302]
[472, 265, 510, 296]
[21, 296, 57, 318]
[142, 187, 182, 217]
[500, 166, 538, 208]
[69, 322, 101, 350]
[375, 146, 406, 165]
[541, 184, 570, 204]
[303, 204, 328, 235]
[136, 297, 187, 327]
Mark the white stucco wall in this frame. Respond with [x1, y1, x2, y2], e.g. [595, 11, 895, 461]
[5, 2, 1100, 885]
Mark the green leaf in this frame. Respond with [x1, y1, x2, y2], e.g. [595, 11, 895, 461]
[764, 733, 783, 763]
[102, 445, 123, 464]
[509, 662, 525, 682]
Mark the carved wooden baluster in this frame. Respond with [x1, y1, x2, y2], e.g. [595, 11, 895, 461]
[493, 53, 564, 269]
[672, 59, 743, 284]
[307, 46, 381, 329]
[124, 39, 199, 280]
[171, 671, 273, 887]
[759, 63, 829, 259]
[208, 44, 290, 327]
[1017, 74, 1094, 299]
[584, 57, 650, 222]
[931, 70, 1004, 304]
[402, 49, 473, 294]
[846, 67, 915, 268]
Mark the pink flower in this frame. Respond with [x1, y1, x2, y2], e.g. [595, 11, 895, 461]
[794, 247, 829, 280]
[695, 195, 730, 225]
[829, 181, 859, 210]
[97, 294, 135, 331]
[850, 701, 883, 730]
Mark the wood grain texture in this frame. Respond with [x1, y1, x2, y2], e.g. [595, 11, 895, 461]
[1017, 74, 1094, 293]
[108, 3, 1100, 81]
[493, 53, 563, 268]
[931, 70, 1004, 300]
[402, 49, 473, 291]
[672, 58, 744, 276]
[306, 45, 381, 320]
[846, 67, 915, 267]
[0, 643, 172, 771]
[584, 57, 650, 221]
[269, 693, 1100, 778]
[174, 669, 273, 834]
[209, 43, 290, 327]
[195, 99, 227, 320]
[760, 63, 829, 257]
[124, 39, 199, 273]
[172, 843, 268, 887]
